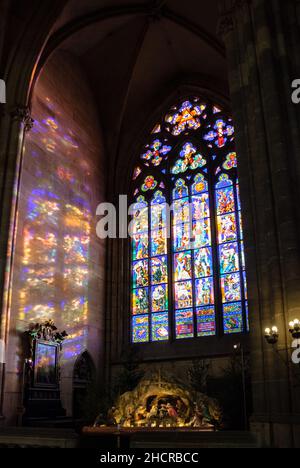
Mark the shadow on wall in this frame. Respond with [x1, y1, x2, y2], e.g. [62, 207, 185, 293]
[73, 351, 96, 424]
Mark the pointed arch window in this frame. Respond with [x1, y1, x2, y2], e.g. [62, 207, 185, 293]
[130, 98, 249, 343]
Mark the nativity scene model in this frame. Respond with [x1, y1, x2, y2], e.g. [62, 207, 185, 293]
[93, 373, 222, 430]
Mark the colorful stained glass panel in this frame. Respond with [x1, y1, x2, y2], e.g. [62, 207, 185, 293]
[152, 124, 161, 134]
[171, 143, 206, 174]
[190, 154, 206, 171]
[132, 315, 149, 343]
[239, 212, 243, 240]
[223, 152, 237, 170]
[197, 307, 216, 337]
[243, 272, 248, 300]
[217, 214, 237, 244]
[241, 242, 245, 269]
[192, 194, 210, 220]
[152, 313, 169, 341]
[221, 273, 241, 303]
[223, 303, 243, 334]
[236, 184, 241, 211]
[132, 207, 148, 234]
[173, 223, 191, 252]
[132, 288, 149, 315]
[219, 242, 240, 275]
[133, 166, 142, 180]
[151, 284, 168, 313]
[132, 260, 149, 288]
[204, 119, 234, 148]
[173, 179, 188, 200]
[166, 101, 206, 136]
[175, 281, 193, 309]
[195, 277, 214, 306]
[216, 187, 235, 215]
[216, 174, 232, 189]
[141, 140, 172, 167]
[151, 203, 167, 230]
[174, 252, 192, 281]
[192, 174, 208, 195]
[213, 106, 222, 114]
[142, 176, 158, 192]
[173, 199, 190, 225]
[192, 219, 211, 248]
[175, 309, 194, 339]
[132, 233, 148, 260]
[194, 248, 213, 278]
[151, 229, 167, 257]
[172, 159, 186, 175]
[152, 190, 166, 206]
[151, 256, 168, 285]
[246, 301, 249, 331]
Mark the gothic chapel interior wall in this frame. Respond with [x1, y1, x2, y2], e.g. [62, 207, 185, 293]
[0, 0, 299, 449]
[2, 50, 106, 423]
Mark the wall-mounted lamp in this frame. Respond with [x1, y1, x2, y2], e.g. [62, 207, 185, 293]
[289, 319, 300, 340]
[264, 326, 279, 345]
[264, 320, 300, 375]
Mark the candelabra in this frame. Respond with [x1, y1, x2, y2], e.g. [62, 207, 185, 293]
[289, 320, 300, 340]
[264, 326, 279, 345]
[264, 320, 300, 383]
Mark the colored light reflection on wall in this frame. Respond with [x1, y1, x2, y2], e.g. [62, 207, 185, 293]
[16, 85, 96, 362]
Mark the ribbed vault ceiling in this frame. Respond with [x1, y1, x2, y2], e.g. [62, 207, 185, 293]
[43, 0, 229, 188]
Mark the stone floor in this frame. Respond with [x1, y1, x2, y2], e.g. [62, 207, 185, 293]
[80, 428, 260, 449]
[0, 427, 79, 448]
[0, 427, 259, 449]
[130, 431, 259, 448]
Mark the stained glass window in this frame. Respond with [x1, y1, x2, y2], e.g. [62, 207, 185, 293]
[165, 100, 206, 136]
[131, 98, 249, 343]
[215, 174, 248, 334]
[171, 143, 206, 175]
[141, 140, 172, 167]
[131, 192, 169, 343]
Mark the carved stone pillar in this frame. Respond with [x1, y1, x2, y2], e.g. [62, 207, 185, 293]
[218, 0, 300, 447]
[0, 104, 34, 421]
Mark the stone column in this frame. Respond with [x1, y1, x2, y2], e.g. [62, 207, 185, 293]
[218, 0, 300, 448]
[0, 105, 33, 422]
[0, 0, 71, 426]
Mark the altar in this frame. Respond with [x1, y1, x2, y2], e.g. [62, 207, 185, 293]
[81, 426, 215, 449]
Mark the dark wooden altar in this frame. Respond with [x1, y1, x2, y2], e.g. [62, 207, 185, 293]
[81, 427, 215, 449]
[23, 321, 67, 425]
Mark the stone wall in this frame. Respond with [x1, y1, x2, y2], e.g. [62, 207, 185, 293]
[219, 0, 300, 448]
[2, 50, 106, 424]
